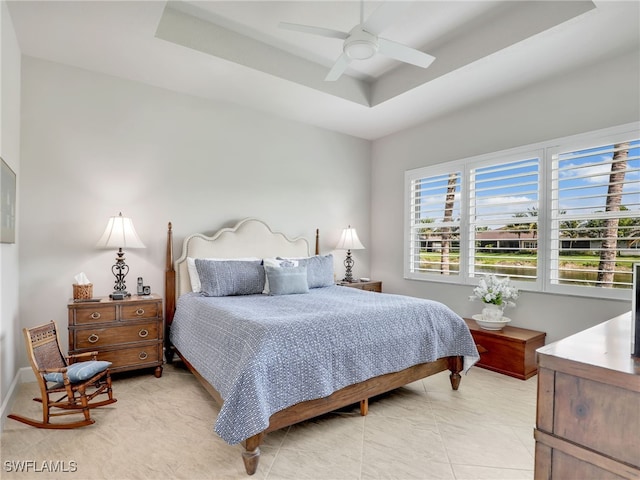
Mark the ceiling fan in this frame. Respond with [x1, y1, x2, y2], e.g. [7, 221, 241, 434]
[278, 1, 435, 82]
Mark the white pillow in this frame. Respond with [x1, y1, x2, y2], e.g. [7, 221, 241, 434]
[262, 257, 299, 294]
[187, 257, 260, 293]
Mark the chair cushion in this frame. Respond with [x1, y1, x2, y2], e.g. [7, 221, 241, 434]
[44, 360, 112, 383]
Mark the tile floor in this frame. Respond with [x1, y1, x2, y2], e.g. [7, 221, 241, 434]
[2, 362, 537, 479]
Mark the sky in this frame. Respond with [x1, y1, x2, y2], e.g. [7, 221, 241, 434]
[414, 139, 640, 227]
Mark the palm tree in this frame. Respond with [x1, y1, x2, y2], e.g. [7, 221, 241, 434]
[597, 142, 629, 287]
[440, 173, 457, 274]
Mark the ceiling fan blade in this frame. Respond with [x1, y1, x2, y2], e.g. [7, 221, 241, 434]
[362, 1, 412, 36]
[325, 53, 351, 81]
[377, 38, 435, 68]
[278, 22, 348, 40]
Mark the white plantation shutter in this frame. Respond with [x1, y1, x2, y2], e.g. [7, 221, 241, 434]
[407, 170, 462, 277]
[549, 137, 640, 291]
[404, 123, 640, 300]
[469, 155, 540, 282]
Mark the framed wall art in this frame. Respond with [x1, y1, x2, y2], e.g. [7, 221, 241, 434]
[1, 157, 16, 243]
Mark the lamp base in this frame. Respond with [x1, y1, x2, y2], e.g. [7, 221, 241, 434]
[110, 248, 133, 300]
[343, 249, 356, 283]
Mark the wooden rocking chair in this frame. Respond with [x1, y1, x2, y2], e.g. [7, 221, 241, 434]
[8, 320, 116, 429]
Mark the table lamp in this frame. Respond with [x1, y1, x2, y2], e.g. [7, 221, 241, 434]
[96, 212, 145, 299]
[335, 225, 365, 283]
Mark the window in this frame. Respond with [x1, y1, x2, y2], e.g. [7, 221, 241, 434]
[549, 138, 640, 294]
[405, 123, 640, 300]
[407, 169, 461, 277]
[469, 155, 540, 284]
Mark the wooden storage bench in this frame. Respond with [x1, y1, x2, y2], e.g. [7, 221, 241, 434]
[464, 318, 546, 380]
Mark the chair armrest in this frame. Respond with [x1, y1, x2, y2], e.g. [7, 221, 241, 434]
[39, 367, 68, 374]
[39, 367, 72, 387]
[67, 351, 98, 363]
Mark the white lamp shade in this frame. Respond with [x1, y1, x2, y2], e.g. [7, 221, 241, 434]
[335, 226, 365, 250]
[96, 213, 145, 249]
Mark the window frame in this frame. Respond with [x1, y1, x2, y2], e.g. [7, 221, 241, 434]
[404, 122, 640, 301]
[405, 159, 467, 284]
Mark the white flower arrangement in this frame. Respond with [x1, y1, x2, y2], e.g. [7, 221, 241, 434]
[469, 274, 518, 308]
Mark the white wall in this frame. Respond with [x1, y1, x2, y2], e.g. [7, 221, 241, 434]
[0, 0, 21, 420]
[18, 57, 371, 364]
[371, 49, 640, 343]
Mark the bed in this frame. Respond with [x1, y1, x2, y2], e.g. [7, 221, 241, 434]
[164, 218, 479, 475]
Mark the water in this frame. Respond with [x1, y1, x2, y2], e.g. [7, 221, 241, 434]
[475, 265, 632, 287]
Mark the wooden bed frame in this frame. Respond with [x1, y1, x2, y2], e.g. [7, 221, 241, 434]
[164, 218, 464, 475]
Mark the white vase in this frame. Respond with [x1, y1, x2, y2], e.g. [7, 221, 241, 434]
[482, 304, 504, 321]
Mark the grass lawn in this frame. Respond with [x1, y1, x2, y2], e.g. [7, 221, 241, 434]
[419, 251, 640, 271]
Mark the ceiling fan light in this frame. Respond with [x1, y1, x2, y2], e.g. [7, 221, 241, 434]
[344, 40, 377, 60]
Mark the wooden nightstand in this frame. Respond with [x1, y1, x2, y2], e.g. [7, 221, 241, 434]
[338, 280, 382, 293]
[464, 317, 545, 380]
[68, 294, 164, 378]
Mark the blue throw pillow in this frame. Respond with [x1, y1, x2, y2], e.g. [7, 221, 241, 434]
[265, 265, 309, 295]
[196, 259, 265, 296]
[44, 360, 112, 383]
[287, 254, 334, 288]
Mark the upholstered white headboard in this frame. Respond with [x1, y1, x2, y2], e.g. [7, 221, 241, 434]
[173, 218, 311, 299]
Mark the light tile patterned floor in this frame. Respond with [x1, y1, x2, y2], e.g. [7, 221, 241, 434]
[2, 363, 536, 479]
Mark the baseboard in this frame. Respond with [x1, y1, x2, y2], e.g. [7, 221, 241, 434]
[0, 367, 35, 432]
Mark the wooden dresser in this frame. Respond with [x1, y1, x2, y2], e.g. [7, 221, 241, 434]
[534, 312, 640, 479]
[68, 294, 164, 378]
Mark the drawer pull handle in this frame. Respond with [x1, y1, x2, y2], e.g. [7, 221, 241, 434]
[138, 351, 148, 360]
[138, 329, 149, 338]
[88, 334, 100, 344]
[135, 308, 145, 316]
[90, 312, 101, 320]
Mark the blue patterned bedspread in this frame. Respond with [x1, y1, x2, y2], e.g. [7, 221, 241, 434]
[170, 285, 479, 445]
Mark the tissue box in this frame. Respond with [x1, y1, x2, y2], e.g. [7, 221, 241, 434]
[73, 283, 93, 300]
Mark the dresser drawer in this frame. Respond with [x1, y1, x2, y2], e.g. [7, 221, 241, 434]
[121, 301, 160, 320]
[96, 344, 162, 371]
[73, 321, 159, 349]
[69, 304, 117, 325]
[553, 372, 640, 467]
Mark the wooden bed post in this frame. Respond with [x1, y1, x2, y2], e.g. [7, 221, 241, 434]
[315, 228, 320, 255]
[448, 356, 463, 390]
[165, 222, 176, 363]
[242, 433, 263, 476]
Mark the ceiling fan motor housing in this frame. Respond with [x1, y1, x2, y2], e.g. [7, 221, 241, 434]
[344, 28, 378, 60]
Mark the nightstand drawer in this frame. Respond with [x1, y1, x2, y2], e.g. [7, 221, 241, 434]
[70, 304, 118, 325]
[96, 344, 162, 371]
[339, 281, 382, 293]
[121, 302, 160, 320]
[73, 321, 159, 349]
